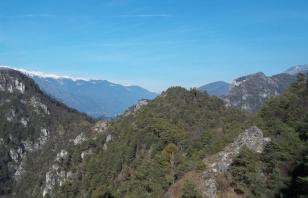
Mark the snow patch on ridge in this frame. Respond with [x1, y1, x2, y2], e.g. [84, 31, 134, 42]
[0, 65, 90, 81]
[0, 65, 146, 90]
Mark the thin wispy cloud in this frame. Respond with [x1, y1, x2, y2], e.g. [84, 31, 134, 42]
[97, 39, 198, 47]
[21, 14, 55, 18]
[0, 13, 171, 21]
[118, 14, 172, 18]
[0, 14, 55, 19]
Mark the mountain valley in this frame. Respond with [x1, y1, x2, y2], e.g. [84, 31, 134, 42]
[0, 66, 157, 118]
[2, 1, 308, 197]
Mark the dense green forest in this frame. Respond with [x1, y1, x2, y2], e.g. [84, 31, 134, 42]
[57, 87, 247, 197]
[229, 73, 308, 197]
[1, 69, 308, 198]
[58, 74, 308, 197]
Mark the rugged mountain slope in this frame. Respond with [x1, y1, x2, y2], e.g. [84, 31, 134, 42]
[48, 87, 247, 197]
[167, 126, 270, 198]
[198, 81, 230, 96]
[0, 66, 158, 118]
[45, 76, 308, 198]
[224, 72, 296, 112]
[168, 74, 308, 198]
[225, 74, 308, 197]
[2, 68, 307, 198]
[0, 68, 95, 197]
[56, 76, 308, 198]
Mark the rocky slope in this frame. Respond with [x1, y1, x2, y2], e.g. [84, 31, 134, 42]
[168, 75, 308, 198]
[223, 72, 296, 112]
[167, 126, 271, 198]
[48, 87, 247, 197]
[0, 68, 97, 197]
[199, 126, 270, 198]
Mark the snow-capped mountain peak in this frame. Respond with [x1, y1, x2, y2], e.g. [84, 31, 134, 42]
[0, 65, 89, 81]
[0, 65, 158, 118]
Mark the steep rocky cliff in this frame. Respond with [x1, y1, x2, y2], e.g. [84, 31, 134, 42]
[0, 68, 95, 197]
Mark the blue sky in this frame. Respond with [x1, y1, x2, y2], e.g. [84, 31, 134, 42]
[0, 0, 308, 92]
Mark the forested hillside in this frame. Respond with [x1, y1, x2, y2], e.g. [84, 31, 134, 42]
[56, 87, 247, 197]
[228, 73, 308, 197]
[1, 68, 308, 198]
[56, 74, 308, 198]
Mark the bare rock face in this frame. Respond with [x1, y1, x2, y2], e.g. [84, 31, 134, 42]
[43, 150, 70, 198]
[93, 120, 108, 133]
[73, 133, 87, 145]
[233, 126, 270, 153]
[200, 126, 270, 198]
[30, 96, 50, 115]
[0, 71, 25, 94]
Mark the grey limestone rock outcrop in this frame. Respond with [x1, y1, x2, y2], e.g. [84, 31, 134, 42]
[0, 71, 25, 94]
[199, 126, 270, 198]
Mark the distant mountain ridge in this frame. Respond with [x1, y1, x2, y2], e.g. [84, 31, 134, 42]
[198, 81, 230, 96]
[284, 64, 308, 75]
[224, 72, 296, 112]
[199, 64, 307, 112]
[0, 66, 158, 118]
